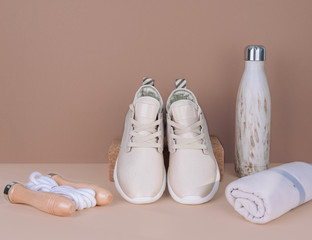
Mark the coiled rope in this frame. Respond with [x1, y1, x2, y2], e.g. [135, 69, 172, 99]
[25, 172, 96, 210]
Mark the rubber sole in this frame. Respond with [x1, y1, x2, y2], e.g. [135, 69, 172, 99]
[114, 158, 166, 204]
[167, 163, 220, 205]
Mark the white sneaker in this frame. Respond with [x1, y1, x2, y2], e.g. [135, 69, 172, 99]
[166, 79, 220, 204]
[114, 78, 166, 204]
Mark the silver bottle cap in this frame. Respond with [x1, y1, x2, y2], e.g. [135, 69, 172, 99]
[245, 45, 265, 61]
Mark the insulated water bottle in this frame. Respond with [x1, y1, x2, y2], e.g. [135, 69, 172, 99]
[235, 45, 271, 177]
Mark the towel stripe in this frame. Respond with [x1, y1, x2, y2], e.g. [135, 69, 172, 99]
[175, 79, 186, 89]
[143, 77, 154, 86]
[271, 168, 306, 206]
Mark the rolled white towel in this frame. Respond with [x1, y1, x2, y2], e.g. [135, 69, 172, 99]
[225, 162, 312, 224]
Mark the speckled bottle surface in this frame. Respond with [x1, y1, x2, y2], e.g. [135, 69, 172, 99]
[235, 46, 271, 177]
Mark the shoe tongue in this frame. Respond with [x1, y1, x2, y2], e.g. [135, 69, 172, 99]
[170, 100, 199, 127]
[170, 100, 199, 141]
[134, 97, 160, 124]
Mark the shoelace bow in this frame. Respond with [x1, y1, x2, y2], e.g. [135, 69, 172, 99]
[128, 104, 162, 148]
[168, 116, 206, 150]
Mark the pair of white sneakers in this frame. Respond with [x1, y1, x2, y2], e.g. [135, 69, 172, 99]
[114, 78, 220, 205]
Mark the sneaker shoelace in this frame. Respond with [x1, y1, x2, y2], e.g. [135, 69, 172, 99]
[128, 104, 162, 149]
[167, 112, 206, 150]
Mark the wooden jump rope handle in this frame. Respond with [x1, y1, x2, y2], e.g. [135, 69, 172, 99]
[48, 173, 113, 206]
[4, 182, 75, 217]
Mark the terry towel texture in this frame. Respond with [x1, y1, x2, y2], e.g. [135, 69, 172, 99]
[225, 162, 312, 224]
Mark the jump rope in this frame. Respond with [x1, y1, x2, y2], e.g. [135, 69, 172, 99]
[4, 172, 112, 216]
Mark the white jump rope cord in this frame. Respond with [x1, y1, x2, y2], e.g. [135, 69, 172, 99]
[25, 172, 96, 210]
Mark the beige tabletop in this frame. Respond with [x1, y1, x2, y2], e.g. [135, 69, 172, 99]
[0, 163, 311, 240]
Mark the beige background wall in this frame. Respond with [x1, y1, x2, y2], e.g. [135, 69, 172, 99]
[1, 0, 312, 163]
